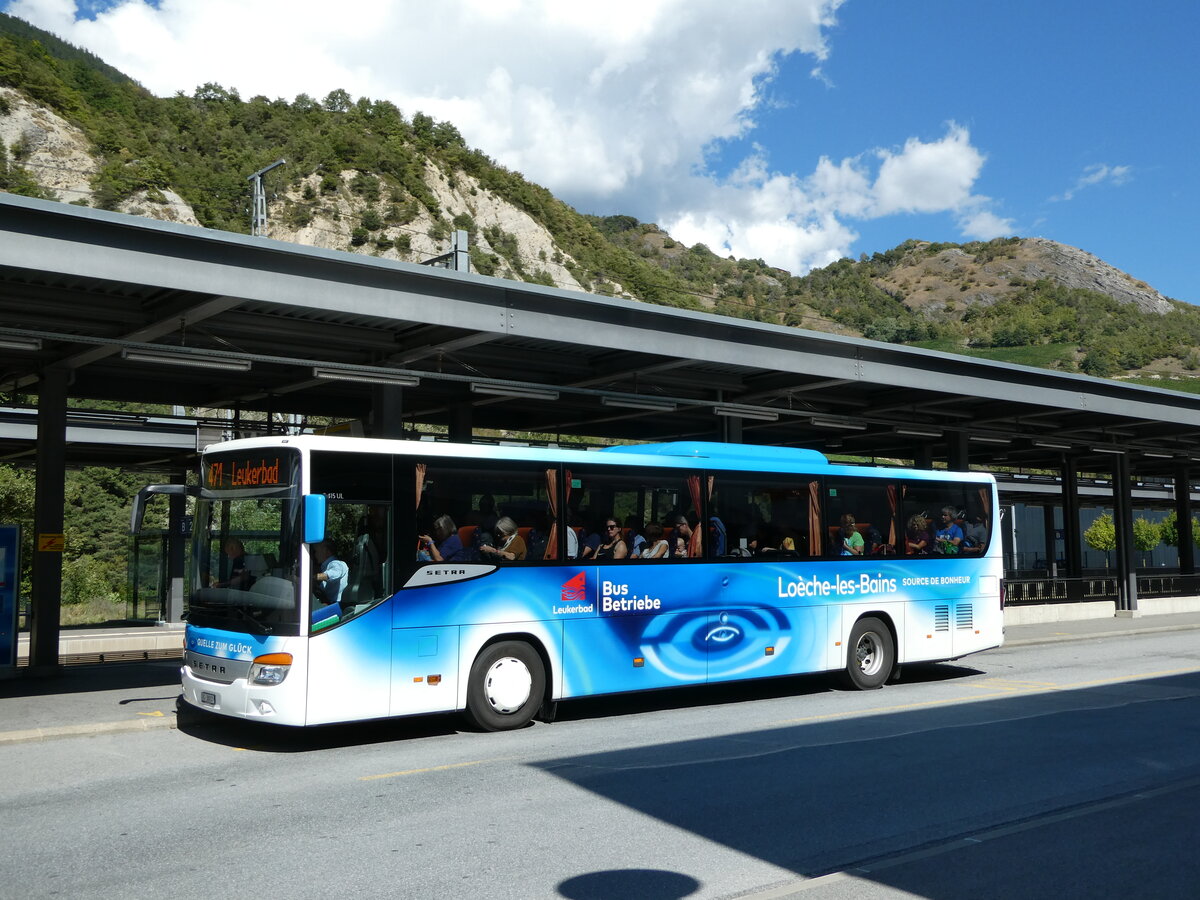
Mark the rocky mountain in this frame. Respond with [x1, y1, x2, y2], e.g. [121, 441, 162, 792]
[2, 12, 1199, 387]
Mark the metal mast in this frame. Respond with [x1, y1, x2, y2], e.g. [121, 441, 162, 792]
[247, 159, 286, 237]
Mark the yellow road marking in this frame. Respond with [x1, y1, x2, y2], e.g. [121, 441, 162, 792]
[768, 664, 1200, 727]
[137, 711, 165, 717]
[360, 759, 487, 781]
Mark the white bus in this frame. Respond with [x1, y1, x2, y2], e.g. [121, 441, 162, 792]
[135, 436, 1003, 730]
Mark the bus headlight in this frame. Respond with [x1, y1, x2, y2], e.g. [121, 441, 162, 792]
[248, 652, 293, 686]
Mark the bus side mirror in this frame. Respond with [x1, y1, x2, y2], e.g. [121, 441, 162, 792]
[303, 494, 326, 544]
[130, 484, 193, 534]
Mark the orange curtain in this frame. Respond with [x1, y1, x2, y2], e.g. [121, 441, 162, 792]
[887, 484, 898, 548]
[686, 475, 704, 558]
[978, 486, 992, 542]
[808, 481, 821, 556]
[414, 462, 427, 558]
[544, 468, 559, 560]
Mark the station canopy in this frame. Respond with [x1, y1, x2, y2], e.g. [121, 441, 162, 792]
[3, 192, 1200, 482]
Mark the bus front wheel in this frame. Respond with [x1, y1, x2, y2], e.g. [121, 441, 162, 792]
[465, 640, 546, 732]
[843, 617, 894, 690]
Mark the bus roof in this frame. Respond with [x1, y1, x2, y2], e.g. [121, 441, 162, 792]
[203, 434, 995, 483]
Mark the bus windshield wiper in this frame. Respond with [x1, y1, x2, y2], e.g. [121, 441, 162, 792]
[231, 606, 272, 635]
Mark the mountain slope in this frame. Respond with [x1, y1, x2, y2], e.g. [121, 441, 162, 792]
[2, 12, 1199, 387]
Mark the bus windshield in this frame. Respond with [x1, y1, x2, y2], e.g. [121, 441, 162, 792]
[189, 450, 302, 636]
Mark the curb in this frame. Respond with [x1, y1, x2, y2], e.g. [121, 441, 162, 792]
[1004, 621, 1200, 648]
[0, 715, 177, 745]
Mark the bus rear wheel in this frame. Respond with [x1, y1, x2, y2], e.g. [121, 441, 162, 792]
[843, 617, 894, 690]
[465, 640, 545, 732]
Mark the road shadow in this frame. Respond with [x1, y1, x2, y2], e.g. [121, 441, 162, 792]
[535, 671, 1200, 899]
[553, 661, 984, 724]
[176, 697, 463, 751]
[178, 660, 987, 750]
[0, 659, 181, 698]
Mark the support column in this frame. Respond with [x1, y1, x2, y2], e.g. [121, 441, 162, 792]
[914, 443, 934, 470]
[721, 415, 743, 444]
[30, 366, 68, 673]
[1112, 452, 1138, 614]
[449, 403, 472, 444]
[1042, 503, 1057, 576]
[1062, 454, 1082, 578]
[947, 432, 969, 472]
[1175, 463, 1194, 576]
[165, 470, 186, 624]
[372, 385, 406, 439]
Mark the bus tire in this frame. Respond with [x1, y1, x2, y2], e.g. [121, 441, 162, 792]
[465, 640, 545, 732]
[843, 617, 894, 690]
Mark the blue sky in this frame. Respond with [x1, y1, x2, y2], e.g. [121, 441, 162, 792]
[4, 0, 1198, 303]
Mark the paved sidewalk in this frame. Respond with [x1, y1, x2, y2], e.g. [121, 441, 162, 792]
[2, 611, 1199, 745]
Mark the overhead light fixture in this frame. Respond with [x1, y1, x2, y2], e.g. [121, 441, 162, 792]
[1142, 451, 1174, 459]
[121, 348, 252, 372]
[67, 411, 148, 427]
[1032, 440, 1071, 450]
[894, 426, 943, 438]
[970, 434, 1011, 445]
[714, 405, 779, 422]
[1090, 446, 1125, 455]
[312, 366, 419, 387]
[601, 396, 677, 412]
[809, 416, 866, 431]
[471, 383, 560, 401]
[0, 336, 42, 351]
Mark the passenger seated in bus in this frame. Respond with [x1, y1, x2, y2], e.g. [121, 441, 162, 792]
[963, 513, 988, 548]
[669, 514, 693, 557]
[566, 511, 582, 558]
[905, 514, 932, 555]
[311, 539, 348, 623]
[419, 514, 470, 562]
[596, 518, 629, 559]
[480, 516, 527, 561]
[214, 538, 254, 590]
[838, 514, 864, 556]
[469, 493, 499, 533]
[579, 517, 603, 559]
[934, 506, 964, 554]
[624, 516, 647, 558]
[639, 522, 669, 559]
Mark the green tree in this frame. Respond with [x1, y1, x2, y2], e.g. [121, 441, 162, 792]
[1131, 516, 1159, 565]
[1083, 513, 1116, 566]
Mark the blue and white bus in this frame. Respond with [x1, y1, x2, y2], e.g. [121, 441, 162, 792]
[148, 436, 1003, 731]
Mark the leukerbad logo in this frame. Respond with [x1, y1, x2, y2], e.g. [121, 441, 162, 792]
[561, 571, 586, 604]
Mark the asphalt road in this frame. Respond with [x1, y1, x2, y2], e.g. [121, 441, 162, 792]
[2, 630, 1199, 900]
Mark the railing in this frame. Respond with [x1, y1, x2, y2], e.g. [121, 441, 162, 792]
[1004, 573, 1200, 606]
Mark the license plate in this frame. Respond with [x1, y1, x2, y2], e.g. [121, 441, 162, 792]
[200, 691, 217, 707]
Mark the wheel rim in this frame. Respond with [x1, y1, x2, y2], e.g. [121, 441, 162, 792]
[483, 656, 533, 714]
[855, 632, 884, 677]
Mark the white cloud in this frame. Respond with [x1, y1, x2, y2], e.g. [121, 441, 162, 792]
[662, 124, 1009, 272]
[1051, 163, 1133, 202]
[8, 0, 1008, 275]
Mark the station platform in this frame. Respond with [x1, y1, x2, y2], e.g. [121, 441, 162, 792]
[14, 623, 186, 666]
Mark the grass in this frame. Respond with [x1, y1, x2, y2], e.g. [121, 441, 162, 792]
[60, 596, 136, 626]
[1121, 376, 1200, 395]
[907, 340, 1077, 369]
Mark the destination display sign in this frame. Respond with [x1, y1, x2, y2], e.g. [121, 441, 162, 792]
[203, 451, 297, 491]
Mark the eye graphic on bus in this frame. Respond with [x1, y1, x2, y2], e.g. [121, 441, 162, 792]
[705, 612, 742, 644]
[630, 604, 794, 681]
[638, 605, 791, 656]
